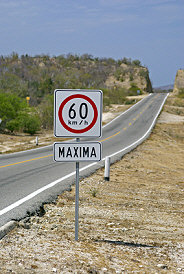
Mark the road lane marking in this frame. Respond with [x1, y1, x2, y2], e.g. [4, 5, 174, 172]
[0, 154, 53, 169]
[0, 94, 169, 217]
[100, 131, 121, 142]
[103, 94, 152, 129]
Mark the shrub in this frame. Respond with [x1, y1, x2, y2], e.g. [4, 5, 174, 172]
[129, 74, 134, 81]
[39, 95, 54, 129]
[132, 59, 141, 66]
[103, 96, 111, 108]
[125, 99, 135, 105]
[19, 114, 40, 135]
[178, 88, 184, 99]
[128, 84, 142, 96]
[6, 119, 20, 133]
[174, 98, 184, 107]
[139, 69, 148, 78]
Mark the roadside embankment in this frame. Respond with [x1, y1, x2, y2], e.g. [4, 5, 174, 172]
[0, 98, 183, 273]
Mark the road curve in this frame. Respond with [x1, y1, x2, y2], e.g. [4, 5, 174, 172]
[0, 93, 168, 228]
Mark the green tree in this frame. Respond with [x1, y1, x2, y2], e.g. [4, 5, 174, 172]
[132, 59, 141, 66]
[0, 93, 40, 134]
[0, 93, 27, 131]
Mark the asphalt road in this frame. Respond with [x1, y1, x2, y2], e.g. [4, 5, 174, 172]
[0, 93, 168, 228]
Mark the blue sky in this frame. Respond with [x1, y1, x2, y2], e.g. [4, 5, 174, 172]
[0, 0, 183, 87]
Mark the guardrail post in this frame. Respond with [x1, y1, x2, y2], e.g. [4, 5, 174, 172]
[36, 136, 38, 146]
[104, 156, 110, 181]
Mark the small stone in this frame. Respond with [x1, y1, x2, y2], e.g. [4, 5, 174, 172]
[157, 264, 168, 269]
[52, 268, 57, 272]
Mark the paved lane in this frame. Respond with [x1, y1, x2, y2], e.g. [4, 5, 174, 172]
[0, 93, 168, 227]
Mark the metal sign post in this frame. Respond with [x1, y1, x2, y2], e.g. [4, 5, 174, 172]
[75, 137, 80, 241]
[54, 89, 102, 241]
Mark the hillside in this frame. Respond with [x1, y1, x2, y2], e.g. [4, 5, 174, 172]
[105, 62, 152, 93]
[0, 53, 152, 134]
[0, 53, 152, 106]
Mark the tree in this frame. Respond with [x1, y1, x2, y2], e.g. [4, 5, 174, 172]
[0, 93, 27, 131]
[0, 93, 40, 134]
[132, 59, 141, 66]
[39, 95, 54, 129]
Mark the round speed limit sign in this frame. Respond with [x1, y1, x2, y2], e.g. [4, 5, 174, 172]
[54, 89, 102, 137]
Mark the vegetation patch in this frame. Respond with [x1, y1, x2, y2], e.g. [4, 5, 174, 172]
[0, 53, 152, 134]
[177, 88, 184, 99]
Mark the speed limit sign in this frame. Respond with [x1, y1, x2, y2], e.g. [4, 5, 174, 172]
[54, 89, 102, 137]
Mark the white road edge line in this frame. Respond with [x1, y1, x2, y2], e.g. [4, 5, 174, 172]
[0, 93, 168, 217]
[103, 94, 152, 128]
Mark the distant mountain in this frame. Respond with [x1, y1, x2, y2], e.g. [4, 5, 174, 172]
[153, 84, 174, 91]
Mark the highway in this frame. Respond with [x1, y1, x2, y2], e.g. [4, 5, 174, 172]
[0, 93, 168, 228]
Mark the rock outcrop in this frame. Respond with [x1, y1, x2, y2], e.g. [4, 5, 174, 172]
[105, 63, 152, 93]
[173, 69, 184, 94]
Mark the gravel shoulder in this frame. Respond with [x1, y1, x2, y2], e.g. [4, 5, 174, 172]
[0, 96, 184, 273]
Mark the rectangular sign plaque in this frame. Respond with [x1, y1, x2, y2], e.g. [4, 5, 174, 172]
[54, 142, 102, 162]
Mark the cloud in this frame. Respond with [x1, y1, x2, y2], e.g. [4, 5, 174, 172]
[0, 0, 38, 19]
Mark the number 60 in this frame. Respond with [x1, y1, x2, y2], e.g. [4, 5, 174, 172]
[69, 103, 88, 119]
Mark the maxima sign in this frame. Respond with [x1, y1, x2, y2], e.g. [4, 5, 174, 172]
[53, 89, 103, 241]
[54, 142, 101, 162]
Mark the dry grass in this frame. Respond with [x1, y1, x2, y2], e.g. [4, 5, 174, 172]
[0, 120, 183, 273]
[164, 95, 184, 116]
[0, 95, 183, 273]
[0, 131, 68, 154]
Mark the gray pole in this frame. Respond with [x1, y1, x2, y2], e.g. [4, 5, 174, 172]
[75, 137, 80, 241]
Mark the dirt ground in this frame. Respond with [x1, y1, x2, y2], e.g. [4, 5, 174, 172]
[0, 94, 184, 273]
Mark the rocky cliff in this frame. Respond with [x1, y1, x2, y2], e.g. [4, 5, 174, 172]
[105, 63, 152, 94]
[173, 69, 184, 94]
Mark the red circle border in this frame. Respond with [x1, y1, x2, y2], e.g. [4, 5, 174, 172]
[58, 94, 98, 134]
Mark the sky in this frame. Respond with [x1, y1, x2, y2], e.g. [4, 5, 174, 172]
[0, 0, 183, 87]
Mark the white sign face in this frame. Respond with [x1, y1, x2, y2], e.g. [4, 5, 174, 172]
[54, 142, 102, 162]
[54, 89, 102, 137]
